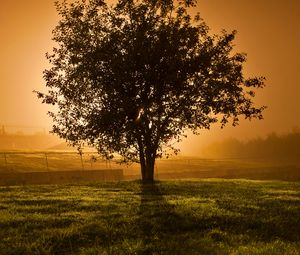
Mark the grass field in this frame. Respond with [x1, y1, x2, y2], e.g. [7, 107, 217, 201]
[0, 179, 299, 254]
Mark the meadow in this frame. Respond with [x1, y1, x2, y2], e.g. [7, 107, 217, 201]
[0, 179, 299, 255]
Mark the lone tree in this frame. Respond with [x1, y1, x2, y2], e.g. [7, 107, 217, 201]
[37, 0, 265, 182]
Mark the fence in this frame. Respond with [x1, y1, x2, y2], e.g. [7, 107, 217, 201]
[0, 152, 249, 173]
[0, 152, 299, 182]
[0, 152, 220, 178]
[0, 152, 125, 185]
[0, 151, 116, 173]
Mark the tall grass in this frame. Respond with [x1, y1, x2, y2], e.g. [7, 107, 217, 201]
[0, 179, 299, 254]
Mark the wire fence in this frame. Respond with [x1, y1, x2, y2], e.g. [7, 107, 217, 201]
[1, 152, 299, 181]
[0, 152, 216, 176]
[0, 152, 117, 173]
[0, 152, 241, 177]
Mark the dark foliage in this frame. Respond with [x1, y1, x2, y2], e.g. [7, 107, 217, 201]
[36, 0, 265, 181]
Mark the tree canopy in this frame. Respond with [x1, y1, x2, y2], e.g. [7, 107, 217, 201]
[37, 0, 265, 182]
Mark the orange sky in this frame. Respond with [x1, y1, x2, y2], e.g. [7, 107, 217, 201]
[0, 0, 299, 154]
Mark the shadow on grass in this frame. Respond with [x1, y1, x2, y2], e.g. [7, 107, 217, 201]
[137, 182, 216, 255]
[138, 182, 175, 254]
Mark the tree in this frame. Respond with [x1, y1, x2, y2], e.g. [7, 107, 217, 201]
[36, 0, 265, 182]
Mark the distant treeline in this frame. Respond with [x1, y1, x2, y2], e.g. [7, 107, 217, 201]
[202, 130, 300, 160]
[0, 133, 60, 150]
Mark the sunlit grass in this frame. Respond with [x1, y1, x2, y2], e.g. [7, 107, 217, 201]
[0, 179, 299, 254]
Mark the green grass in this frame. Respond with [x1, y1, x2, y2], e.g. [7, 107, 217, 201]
[0, 179, 299, 254]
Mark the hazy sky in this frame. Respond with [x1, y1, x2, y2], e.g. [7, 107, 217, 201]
[0, 0, 299, 154]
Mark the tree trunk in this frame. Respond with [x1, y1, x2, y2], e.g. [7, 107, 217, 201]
[137, 132, 156, 183]
[141, 162, 155, 183]
[140, 152, 155, 183]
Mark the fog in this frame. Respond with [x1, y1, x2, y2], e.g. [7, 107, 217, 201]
[0, 0, 300, 150]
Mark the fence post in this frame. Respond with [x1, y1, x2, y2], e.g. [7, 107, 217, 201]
[45, 153, 49, 171]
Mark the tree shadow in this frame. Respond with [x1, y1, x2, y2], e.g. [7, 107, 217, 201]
[137, 182, 191, 255]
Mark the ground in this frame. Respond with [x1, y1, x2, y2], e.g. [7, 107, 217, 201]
[0, 179, 299, 254]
